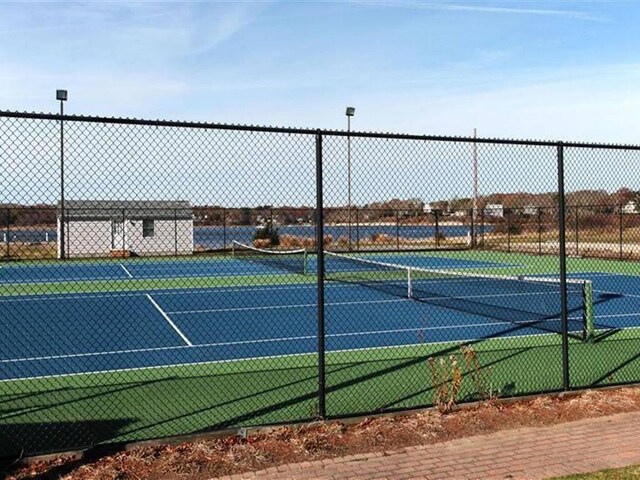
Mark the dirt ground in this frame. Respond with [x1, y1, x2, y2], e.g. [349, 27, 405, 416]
[5, 387, 640, 480]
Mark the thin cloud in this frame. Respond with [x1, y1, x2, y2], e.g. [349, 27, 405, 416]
[350, 1, 608, 22]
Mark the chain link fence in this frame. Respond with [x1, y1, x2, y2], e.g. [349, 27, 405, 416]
[1, 110, 640, 458]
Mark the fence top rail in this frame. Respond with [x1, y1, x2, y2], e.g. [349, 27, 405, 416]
[2, 110, 640, 150]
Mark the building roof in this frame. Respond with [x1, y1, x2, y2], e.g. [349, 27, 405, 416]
[58, 200, 193, 221]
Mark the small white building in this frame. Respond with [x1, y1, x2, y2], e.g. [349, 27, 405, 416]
[621, 201, 638, 214]
[484, 203, 504, 218]
[57, 200, 193, 258]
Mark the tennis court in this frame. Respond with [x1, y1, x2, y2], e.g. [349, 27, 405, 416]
[3, 248, 640, 455]
[1, 248, 639, 383]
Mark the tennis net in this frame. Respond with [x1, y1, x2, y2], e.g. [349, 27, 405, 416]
[232, 241, 308, 275]
[324, 252, 594, 341]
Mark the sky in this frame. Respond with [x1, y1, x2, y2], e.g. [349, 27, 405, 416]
[2, 0, 640, 206]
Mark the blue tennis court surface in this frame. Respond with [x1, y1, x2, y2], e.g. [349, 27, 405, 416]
[1, 265, 639, 382]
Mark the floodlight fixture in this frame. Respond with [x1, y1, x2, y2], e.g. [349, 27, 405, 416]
[56, 90, 68, 101]
[345, 106, 355, 117]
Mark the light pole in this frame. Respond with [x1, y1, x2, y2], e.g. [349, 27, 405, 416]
[57, 89, 68, 259]
[472, 127, 478, 248]
[346, 106, 355, 250]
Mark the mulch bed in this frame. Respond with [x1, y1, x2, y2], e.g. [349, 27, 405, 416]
[6, 387, 640, 480]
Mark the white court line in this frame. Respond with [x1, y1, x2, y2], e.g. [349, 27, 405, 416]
[120, 264, 133, 278]
[145, 294, 192, 346]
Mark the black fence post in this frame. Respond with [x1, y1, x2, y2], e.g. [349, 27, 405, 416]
[434, 211, 440, 248]
[315, 132, 326, 420]
[538, 207, 543, 256]
[557, 142, 570, 392]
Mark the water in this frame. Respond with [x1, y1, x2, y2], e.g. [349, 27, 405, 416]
[4, 224, 492, 250]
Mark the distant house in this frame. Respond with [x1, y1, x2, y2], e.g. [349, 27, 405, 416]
[57, 200, 193, 258]
[423, 203, 435, 214]
[522, 205, 539, 216]
[484, 203, 504, 218]
[621, 201, 638, 214]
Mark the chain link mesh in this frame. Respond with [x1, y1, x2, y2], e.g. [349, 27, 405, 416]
[1, 110, 639, 457]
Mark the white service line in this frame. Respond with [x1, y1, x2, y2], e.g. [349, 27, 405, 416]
[145, 294, 192, 346]
[120, 264, 134, 278]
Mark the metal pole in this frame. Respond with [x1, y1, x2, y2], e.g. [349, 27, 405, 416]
[472, 128, 478, 247]
[557, 142, 570, 392]
[59, 100, 65, 260]
[347, 116, 352, 251]
[434, 211, 440, 248]
[174, 208, 178, 257]
[315, 132, 326, 419]
[122, 208, 126, 255]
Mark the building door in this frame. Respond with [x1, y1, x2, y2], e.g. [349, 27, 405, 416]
[111, 219, 125, 250]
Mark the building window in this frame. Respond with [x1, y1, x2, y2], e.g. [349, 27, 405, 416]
[142, 219, 155, 238]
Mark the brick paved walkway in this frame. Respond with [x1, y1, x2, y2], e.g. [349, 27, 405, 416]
[215, 411, 640, 479]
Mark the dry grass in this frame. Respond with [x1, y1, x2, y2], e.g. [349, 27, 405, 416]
[7, 387, 640, 480]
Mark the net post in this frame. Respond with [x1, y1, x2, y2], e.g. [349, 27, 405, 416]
[315, 131, 326, 420]
[407, 268, 412, 299]
[303, 250, 308, 276]
[583, 280, 595, 342]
